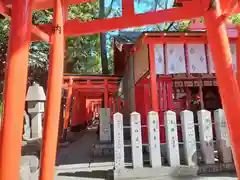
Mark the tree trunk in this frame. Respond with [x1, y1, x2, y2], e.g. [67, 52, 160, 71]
[99, 0, 109, 75]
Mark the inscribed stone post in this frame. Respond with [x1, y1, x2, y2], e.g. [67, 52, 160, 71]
[164, 110, 180, 167]
[130, 112, 143, 168]
[197, 110, 215, 164]
[180, 110, 197, 166]
[113, 113, 125, 169]
[214, 109, 232, 163]
[147, 111, 161, 167]
[100, 108, 111, 142]
[26, 83, 46, 139]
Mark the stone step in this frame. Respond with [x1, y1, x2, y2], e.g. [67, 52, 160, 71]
[20, 155, 39, 180]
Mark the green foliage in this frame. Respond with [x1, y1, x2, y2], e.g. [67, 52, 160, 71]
[0, 1, 111, 96]
[0, 18, 10, 100]
[65, 2, 102, 73]
[31, 3, 103, 75]
[0, 102, 2, 114]
[32, 9, 53, 25]
[230, 14, 240, 24]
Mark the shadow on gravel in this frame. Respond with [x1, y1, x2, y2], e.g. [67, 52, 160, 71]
[58, 170, 108, 179]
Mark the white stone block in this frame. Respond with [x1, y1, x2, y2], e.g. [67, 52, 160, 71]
[198, 110, 215, 164]
[214, 109, 232, 163]
[130, 112, 143, 168]
[164, 110, 180, 167]
[113, 113, 125, 169]
[23, 111, 31, 139]
[26, 82, 46, 101]
[100, 108, 111, 142]
[20, 163, 31, 180]
[147, 111, 161, 167]
[31, 113, 43, 138]
[180, 110, 197, 166]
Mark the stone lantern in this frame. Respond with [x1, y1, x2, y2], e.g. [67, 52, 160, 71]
[26, 82, 46, 138]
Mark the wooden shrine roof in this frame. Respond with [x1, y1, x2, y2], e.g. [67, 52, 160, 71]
[113, 31, 208, 46]
[113, 19, 238, 47]
[112, 25, 239, 76]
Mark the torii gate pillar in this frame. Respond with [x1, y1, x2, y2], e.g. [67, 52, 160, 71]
[0, 0, 33, 179]
[204, 0, 240, 177]
[39, 0, 65, 179]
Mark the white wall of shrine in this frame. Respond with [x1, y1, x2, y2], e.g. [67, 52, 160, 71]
[154, 43, 237, 74]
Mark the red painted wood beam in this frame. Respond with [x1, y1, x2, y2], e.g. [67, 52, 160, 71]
[62, 83, 118, 90]
[31, 25, 50, 42]
[62, 88, 117, 93]
[72, 84, 118, 89]
[204, 0, 240, 176]
[74, 89, 117, 92]
[0, 0, 10, 16]
[63, 78, 73, 130]
[0, 5, 49, 42]
[39, 3, 203, 36]
[149, 44, 158, 111]
[104, 79, 109, 108]
[63, 75, 121, 80]
[0, 0, 33, 178]
[236, 25, 240, 89]
[220, 0, 238, 13]
[39, 0, 65, 178]
[122, 0, 134, 17]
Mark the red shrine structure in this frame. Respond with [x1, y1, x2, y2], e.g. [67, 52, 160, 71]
[112, 22, 239, 144]
[1, 0, 240, 180]
[62, 75, 122, 132]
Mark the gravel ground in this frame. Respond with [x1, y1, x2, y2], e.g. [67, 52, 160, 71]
[29, 129, 237, 180]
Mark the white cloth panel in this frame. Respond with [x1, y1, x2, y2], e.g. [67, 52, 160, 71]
[187, 44, 207, 73]
[154, 44, 165, 75]
[166, 44, 186, 74]
[207, 45, 215, 73]
[208, 44, 237, 73]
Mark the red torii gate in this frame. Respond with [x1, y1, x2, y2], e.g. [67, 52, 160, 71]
[0, 0, 240, 180]
[62, 75, 120, 136]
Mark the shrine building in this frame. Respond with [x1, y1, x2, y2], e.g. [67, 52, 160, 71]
[112, 22, 239, 143]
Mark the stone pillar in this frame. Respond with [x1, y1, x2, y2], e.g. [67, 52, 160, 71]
[180, 110, 197, 166]
[197, 110, 215, 164]
[130, 112, 143, 168]
[214, 109, 232, 163]
[99, 108, 111, 142]
[26, 83, 46, 139]
[164, 110, 180, 167]
[147, 111, 161, 167]
[113, 113, 125, 169]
